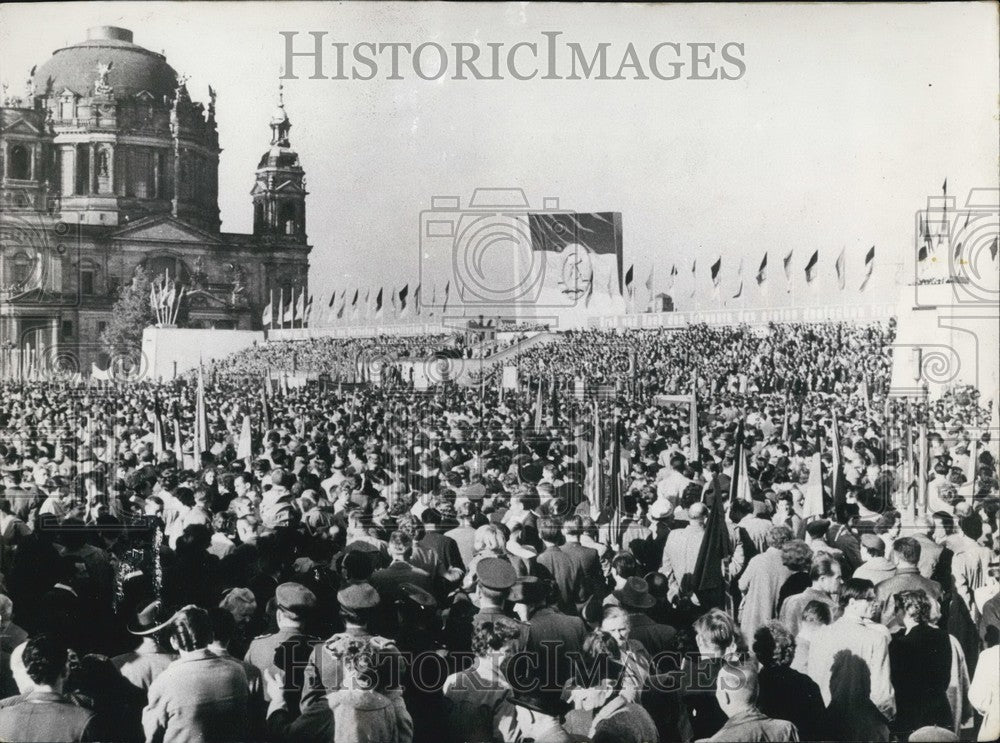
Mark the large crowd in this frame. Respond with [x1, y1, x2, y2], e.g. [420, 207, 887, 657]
[0, 320, 997, 743]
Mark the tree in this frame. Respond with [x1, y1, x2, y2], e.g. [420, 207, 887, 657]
[100, 266, 156, 366]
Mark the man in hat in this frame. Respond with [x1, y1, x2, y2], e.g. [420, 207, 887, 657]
[112, 601, 179, 696]
[614, 577, 679, 669]
[505, 654, 572, 743]
[299, 583, 401, 710]
[244, 583, 319, 702]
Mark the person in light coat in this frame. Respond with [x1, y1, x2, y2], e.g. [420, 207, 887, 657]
[738, 525, 793, 643]
[806, 577, 895, 723]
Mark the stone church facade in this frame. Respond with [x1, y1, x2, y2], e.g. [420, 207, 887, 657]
[0, 26, 310, 376]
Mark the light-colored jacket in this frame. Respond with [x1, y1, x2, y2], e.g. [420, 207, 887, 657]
[738, 547, 792, 642]
[806, 615, 895, 722]
[327, 688, 413, 743]
[142, 649, 250, 743]
[660, 525, 704, 599]
[969, 645, 999, 742]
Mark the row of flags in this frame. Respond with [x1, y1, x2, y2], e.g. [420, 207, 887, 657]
[262, 282, 453, 329]
[622, 246, 879, 305]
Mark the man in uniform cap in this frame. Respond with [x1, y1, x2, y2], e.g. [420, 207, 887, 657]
[299, 583, 402, 710]
[244, 583, 319, 702]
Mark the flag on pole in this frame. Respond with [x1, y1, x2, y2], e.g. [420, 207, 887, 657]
[533, 376, 545, 429]
[990, 237, 999, 262]
[783, 250, 794, 292]
[689, 373, 699, 462]
[278, 288, 286, 328]
[195, 366, 210, 456]
[336, 291, 347, 320]
[261, 291, 273, 328]
[235, 415, 252, 461]
[755, 253, 768, 286]
[829, 410, 846, 510]
[730, 421, 752, 502]
[374, 288, 384, 319]
[587, 400, 604, 515]
[625, 264, 634, 302]
[860, 246, 875, 290]
[413, 284, 421, 316]
[398, 284, 409, 317]
[259, 378, 271, 431]
[442, 280, 450, 314]
[172, 415, 184, 468]
[152, 398, 166, 456]
[804, 250, 819, 284]
[835, 248, 846, 290]
[732, 259, 744, 299]
[710, 257, 722, 288]
[665, 264, 678, 293]
[691, 474, 732, 600]
[802, 433, 825, 519]
[942, 178, 947, 197]
[689, 260, 697, 298]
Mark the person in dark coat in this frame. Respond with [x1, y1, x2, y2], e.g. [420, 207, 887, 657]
[518, 576, 588, 690]
[888, 590, 953, 738]
[0, 634, 97, 743]
[614, 577, 679, 674]
[534, 517, 588, 616]
[752, 621, 826, 741]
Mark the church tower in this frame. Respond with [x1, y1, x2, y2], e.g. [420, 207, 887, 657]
[251, 83, 307, 241]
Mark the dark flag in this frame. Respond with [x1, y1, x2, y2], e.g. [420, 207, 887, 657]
[152, 397, 166, 455]
[691, 475, 732, 600]
[860, 245, 875, 290]
[755, 252, 768, 286]
[398, 284, 409, 313]
[804, 250, 819, 284]
[710, 257, 722, 287]
[624, 264, 634, 297]
[990, 237, 999, 262]
[730, 421, 751, 502]
[260, 378, 271, 431]
[549, 374, 560, 425]
[942, 178, 947, 196]
[375, 287, 384, 316]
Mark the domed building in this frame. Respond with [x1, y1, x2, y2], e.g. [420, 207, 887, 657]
[0, 26, 310, 376]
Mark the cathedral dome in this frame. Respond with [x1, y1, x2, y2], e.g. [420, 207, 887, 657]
[33, 26, 178, 100]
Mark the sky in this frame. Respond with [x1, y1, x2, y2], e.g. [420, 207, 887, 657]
[1, 2, 997, 312]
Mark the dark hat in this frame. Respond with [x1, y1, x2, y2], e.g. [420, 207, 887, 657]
[508, 576, 547, 604]
[613, 577, 656, 610]
[504, 659, 570, 717]
[128, 601, 175, 636]
[804, 519, 831, 538]
[476, 558, 517, 591]
[397, 582, 436, 609]
[275, 582, 317, 618]
[338, 583, 380, 610]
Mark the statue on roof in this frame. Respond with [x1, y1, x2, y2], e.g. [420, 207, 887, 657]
[94, 61, 114, 96]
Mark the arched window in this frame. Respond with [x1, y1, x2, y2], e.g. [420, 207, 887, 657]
[277, 202, 296, 234]
[9, 252, 33, 287]
[8, 145, 30, 180]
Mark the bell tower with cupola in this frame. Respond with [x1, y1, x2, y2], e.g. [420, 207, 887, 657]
[251, 83, 307, 242]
